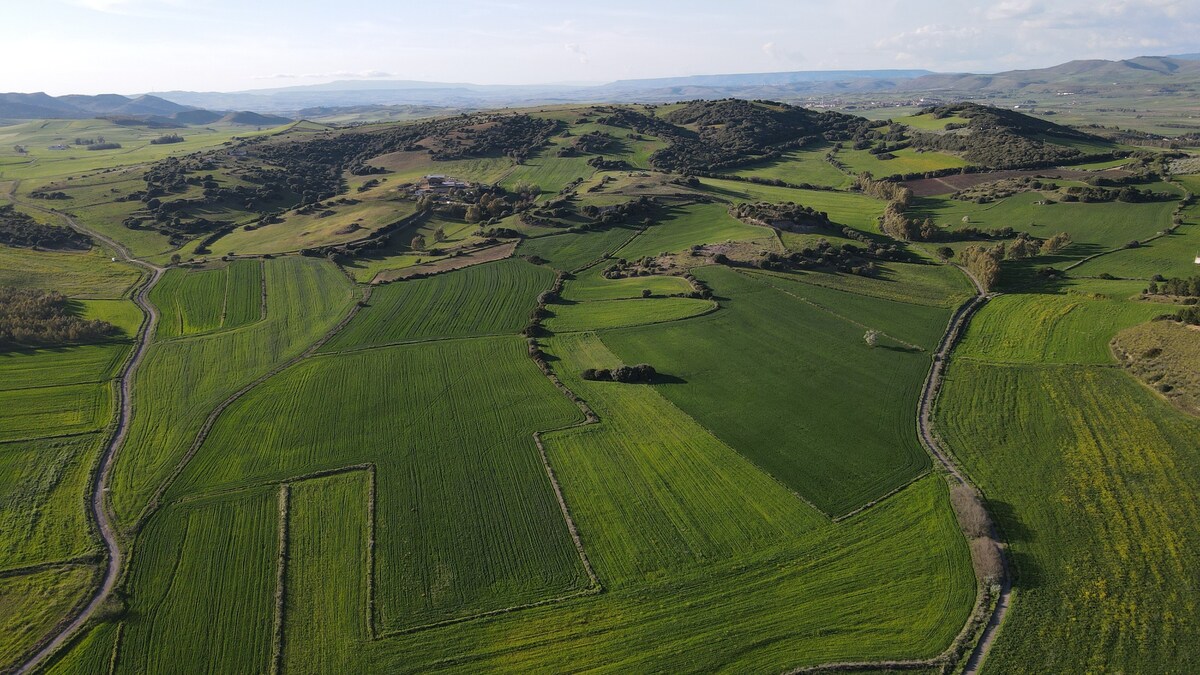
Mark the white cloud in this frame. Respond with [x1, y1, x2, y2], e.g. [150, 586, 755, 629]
[564, 43, 588, 64]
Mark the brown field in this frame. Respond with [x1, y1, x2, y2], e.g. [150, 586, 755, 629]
[904, 168, 1132, 196]
[372, 241, 518, 283]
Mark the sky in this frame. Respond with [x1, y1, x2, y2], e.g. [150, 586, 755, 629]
[3, 0, 1198, 95]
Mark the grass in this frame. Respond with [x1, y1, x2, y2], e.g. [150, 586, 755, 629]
[150, 260, 262, 338]
[362, 475, 974, 672]
[282, 471, 371, 673]
[1070, 221, 1200, 280]
[726, 143, 854, 189]
[214, 199, 419, 255]
[612, 202, 773, 260]
[545, 296, 714, 332]
[897, 113, 971, 131]
[41, 622, 119, 675]
[912, 192, 1179, 255]
[748, 262, 973, 308]
[1112, 319, 1200, 416]
[0, 435, 103, 569]
[108, 256, 355, 528]
[0, 382, 110, 443]
[500, 155, 594, 195]
[0, 343, 128, 390]
[322, 258, 551, 351]
[695, 177, 887, 232]
[938, 361, 1200, 672]
[119, 489, 279, 674]
[0, 565, 96, 668]
[542, 332, 826, 582]
[166, 336, 587, 632]
[956, 292, 1166, 365]
[838, 147, 968, 176]
[601, 265, 939, 516]
[560, 272, 692, 302]
[517, 226, 639, 272]
[0, 246, 140, 299]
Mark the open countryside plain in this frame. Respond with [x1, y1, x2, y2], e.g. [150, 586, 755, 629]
[2, 88, 1200, 675]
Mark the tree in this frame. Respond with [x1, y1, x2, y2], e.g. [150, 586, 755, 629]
[936, 246, 955, 261]
[641, 289, 653, 298]
[1039, 232, 1072, 255]
[170, 253, 182, 265]
[411, 234, 427, 251]
[433, 226, 446, 242]
[464, 204, 483, 223]
[864, 329, 880, 348]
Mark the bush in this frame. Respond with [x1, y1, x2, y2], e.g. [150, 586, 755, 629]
[949, 484, 992, 539]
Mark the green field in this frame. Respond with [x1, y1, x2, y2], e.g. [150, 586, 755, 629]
[939, 361, 1200, 672]
[838, 147, 969, 176]
[728, 143, 855, 189]
[913, 191, 1180, 254]
[602, 266, 940, 516]
[696, 177, 888, 232]
[323, 258, 551, 351]
[108, 256, 355, 527]
[611, 202, 773, 259]
[165, 336, 588, 632]
[545, 295, 715, 332]
[517, 226, 639, 272]
[150, 260, 262, 338]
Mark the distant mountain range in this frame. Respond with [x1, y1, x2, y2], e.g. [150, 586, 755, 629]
[142, 57, 1200, 113]
[5, 55, 1200, 123]
[0, 92, 292, 126]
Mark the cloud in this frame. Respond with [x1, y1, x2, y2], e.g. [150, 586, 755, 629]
[986, 0, 1042, 21]
[762, 41, 804, 65]
[564, 43, 588, 64]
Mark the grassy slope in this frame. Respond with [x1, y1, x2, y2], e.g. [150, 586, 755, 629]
[601, 265, 938, 516]
[913, 192, 1179, 255]
[150, 260, 261, 339]
[0, 246, 141, 299]
[366, 475, 972, 673]
[322, 258, 551, 351]
[546, 296, 715, 332]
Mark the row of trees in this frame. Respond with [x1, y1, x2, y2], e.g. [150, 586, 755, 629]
[1148, 275, 1200, 297]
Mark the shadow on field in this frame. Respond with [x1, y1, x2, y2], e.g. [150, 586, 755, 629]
[651, 373, 688, 385]
[880, 343, 923, 354]
[987, 499, 1043, 590]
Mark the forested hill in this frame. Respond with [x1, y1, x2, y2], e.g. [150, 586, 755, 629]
[907, 102, 1114, 168]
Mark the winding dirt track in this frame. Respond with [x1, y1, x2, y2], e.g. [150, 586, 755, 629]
[919, 268, 1012, 675]
[8, 184, 164, 675]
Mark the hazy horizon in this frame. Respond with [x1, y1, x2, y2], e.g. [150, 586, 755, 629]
[2, 0, 1197, 96]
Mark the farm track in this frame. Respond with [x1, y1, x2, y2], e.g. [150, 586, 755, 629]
[789, 265, 1012, 675]
[920, 267, 1011, 675]
[8, 181, 164, 675]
